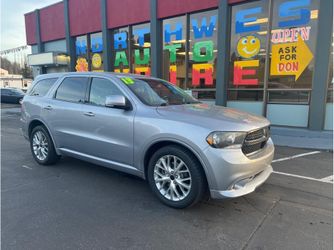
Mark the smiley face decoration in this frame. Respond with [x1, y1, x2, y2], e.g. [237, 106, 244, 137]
[237, 36, 260, 59]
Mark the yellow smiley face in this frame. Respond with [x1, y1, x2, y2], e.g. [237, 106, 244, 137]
[237, 36, 260, 59]
[92, 53, 102, 69]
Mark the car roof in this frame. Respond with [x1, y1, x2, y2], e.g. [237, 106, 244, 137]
[34, 72, 159, 82]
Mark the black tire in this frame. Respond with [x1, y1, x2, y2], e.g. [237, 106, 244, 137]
[147, 145, 206, 208]
[30, 125, 60, 165]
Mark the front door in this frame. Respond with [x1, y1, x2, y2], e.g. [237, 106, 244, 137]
[79, 77, 135, 167]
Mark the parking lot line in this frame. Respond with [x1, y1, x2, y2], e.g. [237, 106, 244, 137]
[273, 171, 333, 184]
[272, 151, 321, 163]
[320, 175, 333, 182]
[21, 165, 32, 170]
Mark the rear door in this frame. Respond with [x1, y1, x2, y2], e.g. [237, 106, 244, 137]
[45, 76, 89, 151]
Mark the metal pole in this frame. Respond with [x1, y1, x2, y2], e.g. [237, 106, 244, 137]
[34, 9, 45, 74]
[215, 0, 231, 106]
[262, 0, 273, 117]
[150, 0, 162, 78]
[64, 0, 76, 71]
[101, 0, 112, 71]
[308, 0, 333, 130]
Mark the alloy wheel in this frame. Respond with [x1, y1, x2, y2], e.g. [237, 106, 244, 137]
[154, 155, 192, 201]
[32, 131, 49, 161]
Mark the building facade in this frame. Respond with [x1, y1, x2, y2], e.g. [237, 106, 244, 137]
[0, 68, 32, 90]
[24, 0, 333, 130]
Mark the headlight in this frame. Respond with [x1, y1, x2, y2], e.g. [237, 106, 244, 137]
[206, 132, 246, 149]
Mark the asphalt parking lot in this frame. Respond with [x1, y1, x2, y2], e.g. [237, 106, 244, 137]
[1, 105, 333, 250]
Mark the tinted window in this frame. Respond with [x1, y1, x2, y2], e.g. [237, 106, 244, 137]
[56, 77, 88, 102]
[89, 78, 122, 106]
[30, 78, 58, 96]
[1, 89, 11, 95]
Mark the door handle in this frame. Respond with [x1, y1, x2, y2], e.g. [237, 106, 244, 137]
[84, 112, 95, 117]
[43, 105, 53, 110]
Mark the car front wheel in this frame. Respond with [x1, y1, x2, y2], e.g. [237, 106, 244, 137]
[147, 145, 206, 208]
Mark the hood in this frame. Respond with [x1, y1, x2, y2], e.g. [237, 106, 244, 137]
[156, 103, 270, 132]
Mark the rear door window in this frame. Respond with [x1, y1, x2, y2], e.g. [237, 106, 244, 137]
[30, 78, 58, 96]
[55, 77, 89, 103]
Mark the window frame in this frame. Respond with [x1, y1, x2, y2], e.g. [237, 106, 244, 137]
[53, 76, 90, 104]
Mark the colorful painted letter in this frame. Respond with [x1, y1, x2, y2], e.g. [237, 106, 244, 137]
[91, 37, 103, 53]
[133, 28, 150, 46]
[233, 60, 259, 85]
[191, 15, 216, 39]
[114, 51, 129, 67]
[236, 7, 261, 34]
[164, 44, 182, 63]
[169, 65, 177, 85]
[135, 67, 151, 76]
[193, 41, 214, 62]
[164, 23, 183, 43]
[192, 64, 213, 86]
[278, 0, 310, 28]
[114, 68, 130, 73]
[114, 32, 127, 49]
[134, 48, 150, 65]
[76, 40, 87, 55]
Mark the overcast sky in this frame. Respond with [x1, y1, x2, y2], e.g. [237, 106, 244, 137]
[1, 0, 60, 51]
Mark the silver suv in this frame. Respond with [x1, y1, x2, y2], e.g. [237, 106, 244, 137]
[21, 72, 274, 208]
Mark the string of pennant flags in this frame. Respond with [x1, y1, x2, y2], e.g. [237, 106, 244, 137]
[0, 45, 28, 56]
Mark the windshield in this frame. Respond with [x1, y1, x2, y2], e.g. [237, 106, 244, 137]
[120, 77, 200, 106]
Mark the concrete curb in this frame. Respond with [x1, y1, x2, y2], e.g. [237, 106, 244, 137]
[271, 126, 333, 151]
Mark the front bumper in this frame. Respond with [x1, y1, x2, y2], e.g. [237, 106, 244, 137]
[210, 165, 272, 199]
[202, 138, 274, 199]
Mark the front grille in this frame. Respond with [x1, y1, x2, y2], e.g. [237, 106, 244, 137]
[242, 127, 269, 155]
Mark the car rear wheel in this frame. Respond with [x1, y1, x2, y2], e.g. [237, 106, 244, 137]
[30, 125, 60, 165]
[147, 145, 206, 208]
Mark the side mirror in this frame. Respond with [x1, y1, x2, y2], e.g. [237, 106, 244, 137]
[105, 95, 132, 110]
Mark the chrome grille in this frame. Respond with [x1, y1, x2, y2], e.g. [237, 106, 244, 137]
[242, 127, 269, 155]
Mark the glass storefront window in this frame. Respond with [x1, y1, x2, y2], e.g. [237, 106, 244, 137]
[113, 27, 130, 73]
[189, 10, 218, 100]
[90, 32, 103, 72]
[75, 35, 89, 72]
[228, 0, 269, 101]
[132, 23, 151, 76]
[162, 16, 186, 88]
[228, 90, 263, 101]
[268, 90, 309, 104]
[268, 0, 319, 93]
